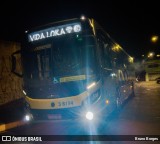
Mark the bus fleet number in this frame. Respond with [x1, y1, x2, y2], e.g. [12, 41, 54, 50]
[58, 101, 74, 107]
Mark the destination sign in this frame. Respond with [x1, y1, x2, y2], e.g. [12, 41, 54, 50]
[28, 23, 81, 42]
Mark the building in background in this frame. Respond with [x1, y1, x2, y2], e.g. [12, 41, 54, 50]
[144, 59, 160, 81]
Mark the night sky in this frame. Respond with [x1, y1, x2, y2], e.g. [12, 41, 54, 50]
[0, 0, 160, 59]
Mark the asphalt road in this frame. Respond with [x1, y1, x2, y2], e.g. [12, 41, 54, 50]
[1, 81, 160, 144]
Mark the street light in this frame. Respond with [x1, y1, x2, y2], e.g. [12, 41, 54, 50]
[151, 35, 159, 43]
[128, 56, 134, 63]
[147, 52, 155, 58]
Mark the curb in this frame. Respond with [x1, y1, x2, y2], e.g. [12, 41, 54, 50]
[0, 120, 26, 132]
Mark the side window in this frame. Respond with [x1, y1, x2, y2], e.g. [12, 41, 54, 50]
[97, 31, 112, 69]
[118, 69, 124, 81]
[35, 49, 51, 79]
[103, 42, 112, 69]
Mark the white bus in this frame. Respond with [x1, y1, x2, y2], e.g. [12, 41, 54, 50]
[12, 16, 134, 122]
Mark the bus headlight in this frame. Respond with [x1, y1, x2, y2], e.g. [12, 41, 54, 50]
[85, 111, 94, 120]
[24, 114, 32, 122]
[25, 115, 30, 121]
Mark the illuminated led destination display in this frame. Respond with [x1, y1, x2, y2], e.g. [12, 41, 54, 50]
[28, 23, 82, 42]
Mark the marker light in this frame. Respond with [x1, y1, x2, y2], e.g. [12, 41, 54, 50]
[22, 90, 27, 95]
[85, 111, 94, 120]
[80, 15, 86, 20]
[105, 100, 109, 104]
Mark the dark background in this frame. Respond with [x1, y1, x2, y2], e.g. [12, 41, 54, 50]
[0, 0, 160, 59]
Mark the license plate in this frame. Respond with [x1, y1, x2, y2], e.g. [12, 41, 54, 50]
[48, 114, 61, 120]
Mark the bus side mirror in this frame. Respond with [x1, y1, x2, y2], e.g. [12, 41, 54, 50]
[11, 50, 23, 77]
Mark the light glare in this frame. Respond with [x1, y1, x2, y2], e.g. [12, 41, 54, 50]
[86, 111, 94, 120]
[87, 82, 96, 89]
[25, 115, 30, 121]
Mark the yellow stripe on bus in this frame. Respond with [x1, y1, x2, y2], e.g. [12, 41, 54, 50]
[60, 75, 86, 82]
[25, 80, 101, 109]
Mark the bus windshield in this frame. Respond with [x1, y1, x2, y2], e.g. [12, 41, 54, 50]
[23, 35, 98, 81]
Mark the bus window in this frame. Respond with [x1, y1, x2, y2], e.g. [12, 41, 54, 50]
[118, 69, 125, 81]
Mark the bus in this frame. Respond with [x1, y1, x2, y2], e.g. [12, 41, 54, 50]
[12, 16, 134, 122]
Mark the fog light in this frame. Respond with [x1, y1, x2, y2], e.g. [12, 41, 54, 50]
[85, 111, 94, 120]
